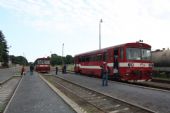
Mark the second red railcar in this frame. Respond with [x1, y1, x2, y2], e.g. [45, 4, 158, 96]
[74, 42, 153, 81]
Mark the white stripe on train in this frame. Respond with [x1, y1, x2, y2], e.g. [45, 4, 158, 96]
[75, 62, 152, 69]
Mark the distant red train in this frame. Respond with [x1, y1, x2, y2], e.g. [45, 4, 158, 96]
[74, 42, 153, 81]
[34, 58, 50, 73]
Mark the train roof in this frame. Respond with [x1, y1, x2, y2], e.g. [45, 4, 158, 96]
[35, 57, 50, 61]
[75, 42, 151, 57]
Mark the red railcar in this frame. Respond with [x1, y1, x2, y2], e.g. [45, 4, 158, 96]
[34, 58, 50, 73]
[74, 42, 153, 81]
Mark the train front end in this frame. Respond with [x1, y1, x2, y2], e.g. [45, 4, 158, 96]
[120, 43, 153, 81]
[35, 58, 51, 73]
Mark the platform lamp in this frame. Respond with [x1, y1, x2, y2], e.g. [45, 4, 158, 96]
[99, 19, 103, 50]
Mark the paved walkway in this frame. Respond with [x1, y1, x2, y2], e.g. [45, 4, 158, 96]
[0, 67, 17, 83]
[4, 72, 76, 113]
[58, 73, 170, 113]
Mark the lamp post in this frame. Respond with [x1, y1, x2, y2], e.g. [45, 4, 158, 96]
[8, 45, 12, 67]
[62, 43, 64, 65]
[99, 19, 103, 50]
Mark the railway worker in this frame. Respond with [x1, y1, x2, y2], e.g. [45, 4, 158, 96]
[63, 64, 67, 74]
[56, 66, 58, 75]
[102, 62, 109, 86]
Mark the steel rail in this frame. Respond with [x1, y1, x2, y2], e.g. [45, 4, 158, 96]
[52, 75, 156, 113]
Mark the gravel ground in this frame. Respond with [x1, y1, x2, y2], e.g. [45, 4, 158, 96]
[56, 72, 170, 113]
[4, 72, 76, 113]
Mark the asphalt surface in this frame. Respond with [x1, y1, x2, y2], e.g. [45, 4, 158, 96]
[57, 73, 170, 113]
[4, 72, 76, 113]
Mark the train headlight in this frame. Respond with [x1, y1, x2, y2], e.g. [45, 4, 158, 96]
[125, 73, 129, 76]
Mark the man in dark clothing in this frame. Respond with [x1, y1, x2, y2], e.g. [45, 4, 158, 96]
[30, 64, 34, 75]
[63, 64, 67, 74]
[56, 66, 58, 75]
[101, 62, 108, 86]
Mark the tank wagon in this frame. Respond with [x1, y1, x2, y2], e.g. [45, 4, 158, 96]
[34, 58, 50, 73]
[152, 49, 170, 67]
[74, 42, 153, 81]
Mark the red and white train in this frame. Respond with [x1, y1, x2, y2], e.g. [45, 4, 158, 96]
[34, 58, 51, 73]
[74, 42, 153, 81]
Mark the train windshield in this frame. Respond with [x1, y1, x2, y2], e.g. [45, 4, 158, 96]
[37, 60, 50, 64]
[126, 48, 151, 60]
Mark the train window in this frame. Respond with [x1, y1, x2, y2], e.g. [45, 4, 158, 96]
[78, 57, 81, 62]
[94, 55, 97, 61]
[97, 54, 102, 61]
[85, 56, 90, 62]
[82, 56, 85, 62]
[103, 52, 108, 61]
[120, 48, 124, 60]
[90, 55, 95, 61]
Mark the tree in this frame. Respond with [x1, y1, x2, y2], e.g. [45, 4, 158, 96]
[9, 55, 28, 65]
[50, 54, 62, 66]
[0, 30, 9, 67]
[50, 54, 73, 66]
[65, 55, 74, 64]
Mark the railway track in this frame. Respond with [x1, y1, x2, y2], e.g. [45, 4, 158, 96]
[58, 70, 170, 91]
[0, 76, 20, 113]
[43, 75, 155, 113]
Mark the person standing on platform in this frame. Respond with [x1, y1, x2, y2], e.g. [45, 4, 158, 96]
[21, 65, 25, 75]
[55, 66, 58, 75]
[102, 62, 108, 86]
[30, 64, 34, 75]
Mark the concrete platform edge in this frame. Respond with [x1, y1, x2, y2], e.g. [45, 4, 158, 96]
[3, 75, 23, 113]
[39, 74, 86, 113]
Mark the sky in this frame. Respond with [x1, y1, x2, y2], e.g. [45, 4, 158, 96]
[0, 0, 170, 62]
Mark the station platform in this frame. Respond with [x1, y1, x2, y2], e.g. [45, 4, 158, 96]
[56, 72, 170, 113]
[4, 72, 76, 113]
[0, 67, 18, 84]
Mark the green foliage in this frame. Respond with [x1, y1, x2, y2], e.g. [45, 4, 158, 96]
[65, 55, 74, 64]
[50, 54, 62, 66]
[0, 30, 9, 67]
[50, 54, 74, 66]
[9, 55, 28, 65]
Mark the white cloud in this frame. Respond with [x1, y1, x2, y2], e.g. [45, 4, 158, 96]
[1, 0, 170, 61]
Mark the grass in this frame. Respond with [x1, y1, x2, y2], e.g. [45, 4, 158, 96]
[152, 71, 170, 80]
[0, 104, 5, 113]
[54, 64, 74, 71]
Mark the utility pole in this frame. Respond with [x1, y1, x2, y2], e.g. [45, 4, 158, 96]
[99, 19, 103, 50]
[62, 43, 64, 65]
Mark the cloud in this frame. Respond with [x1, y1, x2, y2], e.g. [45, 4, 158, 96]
[1, 0, 170, 54]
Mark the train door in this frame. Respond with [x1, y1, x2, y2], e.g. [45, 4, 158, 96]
[113, 48, 120, 80]
[74, 56, 79, 73]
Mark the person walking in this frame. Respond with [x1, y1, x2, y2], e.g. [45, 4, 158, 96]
[102, 62, 108, 86]
[30, 64, 34, 75]
[21, 66, 25, 75]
